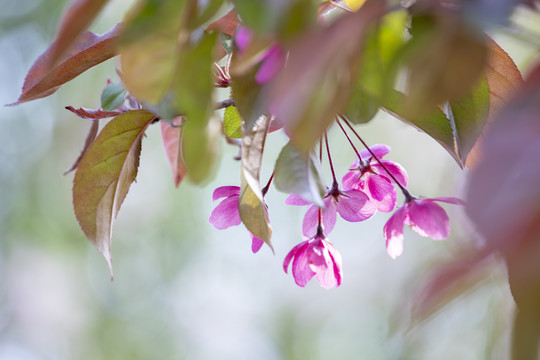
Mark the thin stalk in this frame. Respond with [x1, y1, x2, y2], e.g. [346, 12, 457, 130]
[336, 117, 368, 169]
[324, 133, 338, 185]
[261, 172, 274, 196]
[339, 115, 413, 201]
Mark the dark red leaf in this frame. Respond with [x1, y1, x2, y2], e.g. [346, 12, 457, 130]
[65, 106, 120, 120]
[46, 0, 110, 68]
[9, 23, 121, 105]
[206, 9, 239, 36]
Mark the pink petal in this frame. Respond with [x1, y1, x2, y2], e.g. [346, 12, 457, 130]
[283, 241, 306, 273]
[256, 44, 285, 84]
[326, 240, 343, 287]
[383, 206, 407, 259]
[372, 160, 408, 187]
[432, 197, 466, 206]
[285, 193, 311, 206]
[213, 186, 240, 201]
[209, 196, 241, 230]
[291, 242, 316, 287]
[366, 174, 397, 212]
[311, 239, 342, 289]
[235, 26, 252, 51]
[302, 199, 336, 237]
[342, 170, 361, 190]
[336, 189, 375, 222]
[251, 234, 264, 253]
[407, 199, 450, 240]
[360, 144, 391, 161]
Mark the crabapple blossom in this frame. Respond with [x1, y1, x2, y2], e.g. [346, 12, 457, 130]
[209, 186, 266, 253]
[235, 27, 285, 84]
[283, 233, 343, 289]
[342, 144, 408, 212]
[285, 184, 375, 237]
[383, 197, 465, 259]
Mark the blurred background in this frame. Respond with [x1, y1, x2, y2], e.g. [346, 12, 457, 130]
[1, 1, 539, 359]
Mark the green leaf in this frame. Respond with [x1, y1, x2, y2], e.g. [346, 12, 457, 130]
[381, 90, 461, 166]
[274, 141, 325, 207]
[73, 110, 156, 278]
[182, 117, 221, 184]
[101, 82, 126, 111]
[223, 106, 242, 138]
[239, 115, 272, 249]
[451, 77, 489, 162]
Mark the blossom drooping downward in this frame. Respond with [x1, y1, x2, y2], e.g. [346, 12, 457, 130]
[342, 144, 408, 212]
[283, 234, 343, 289]
[383, 197, 465, 259]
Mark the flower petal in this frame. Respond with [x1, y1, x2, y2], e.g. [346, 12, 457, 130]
[212, 186, 240, 201]
[285, 193, 311, 206]
[312, 239, 342, 289]
[372, 160, 408, 187]
[360, 144, 391, 161]
[283, 240, 307, 273]
[235, 26, 252, 51]
[342, 170, 361, 190]
[209, 196, 241, 230]
[432, 197, 466, 206]
[291, 242, 316, 287]
[407, 199, 450, 240]
[256, 44, 285, 84]
[251, 234, 264, 253]
[336, 189, 375, 222]
[384, 205, 407, 259]
[366, 174, 396, 212]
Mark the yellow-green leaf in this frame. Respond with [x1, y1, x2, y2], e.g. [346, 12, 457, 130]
[224, 106, 242, 138]
[239, 115, 272, 249]
[73, 110, 155, 278]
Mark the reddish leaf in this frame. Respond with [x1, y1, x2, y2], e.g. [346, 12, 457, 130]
[46, 0, 110, 68]
[73, 110, 156, 278]
[64, 119, 100, 175]
[206, 9, 239, 36]
[465, 38, 523, 167]
[65, 106, 120, 120]
[269, 0, 386, 151]
[9, 24, 121, 105]
[160, 118, 187, 187]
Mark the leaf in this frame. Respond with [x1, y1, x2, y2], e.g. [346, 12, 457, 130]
[223, 106, 242, 138]
[65, 106, 120, 120]
[465, 38, 523, 167]
[381, 90, 461, 166]
[344, 10, 407, 124]
[160, 117, 187, 187]
[450, 77, 489, 162]
[64, 119, 100, 175]
[239, 115, 272, 249]
[182, 117, 221, 184]
[274, 141, 325, 207]
[206, 9, 239, 36]
[9, 24, 121, 105]
[269, 0, 386, 151]
[101, 82, 126, 111]
[46, 0, 109, 68]
[73, 110, 156, 277]
[404, 13, 488, 116]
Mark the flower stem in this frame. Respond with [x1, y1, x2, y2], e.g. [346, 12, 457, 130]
[336, 117, 368, 169]
[339, 115, 413, 201]
[261, 171, 274, 196]
[324, 133, 338, 186]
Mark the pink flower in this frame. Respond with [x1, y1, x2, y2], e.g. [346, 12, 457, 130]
[285, 184, 375, 237]
[383, 197, 465, 259]
[342, 144, 408, 213]
[235, 26, 285, 84]
[209, 185, 266, 253]
[283, 235, 343, 288]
